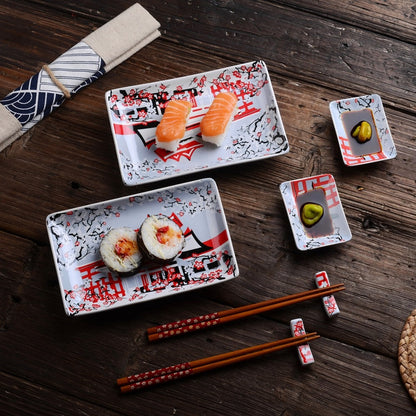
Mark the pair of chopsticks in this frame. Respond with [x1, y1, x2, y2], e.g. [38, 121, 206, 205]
[118, 332, 320, 393]
[146, 283, 345, 342]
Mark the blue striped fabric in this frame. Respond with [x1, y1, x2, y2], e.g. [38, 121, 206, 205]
[0, 41, 106, 133]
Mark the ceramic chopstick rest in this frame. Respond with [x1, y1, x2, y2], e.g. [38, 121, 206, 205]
[290, 318, 315, 366]
[0, 3, 160, 152]
[315, 271, 340, 317]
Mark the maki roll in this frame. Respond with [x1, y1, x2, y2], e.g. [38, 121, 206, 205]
[100, 227, 143, 276]
[138, 215, 185, 264]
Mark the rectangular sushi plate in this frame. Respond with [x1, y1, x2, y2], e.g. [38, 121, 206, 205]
[105, 60, 289, 186]
[279, 174, 352, 251]
[46, 178, 239, 316]
[329, 94, 396, 166]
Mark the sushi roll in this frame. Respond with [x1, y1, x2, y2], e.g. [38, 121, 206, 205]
[100, 227, 143, 276]
[155, 100, 192, 152]
[138, 215, 185, 264]
[200, 91, 238, 146]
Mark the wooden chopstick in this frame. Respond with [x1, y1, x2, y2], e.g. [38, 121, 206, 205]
[118, 332, 320, 393]
[147, 284, 344, 342]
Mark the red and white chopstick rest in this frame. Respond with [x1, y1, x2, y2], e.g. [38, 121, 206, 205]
[315, 271, 340, 317]
[290, 318, 315, 366]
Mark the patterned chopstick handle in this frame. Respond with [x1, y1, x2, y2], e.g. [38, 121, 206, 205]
[120, 367, 194, 393]
[150, 313, 220, 333]
[150, 315, 221, 341]
[121, 362, 192, 385]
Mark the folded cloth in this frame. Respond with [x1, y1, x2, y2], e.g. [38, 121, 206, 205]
[0, 3, 160, 152]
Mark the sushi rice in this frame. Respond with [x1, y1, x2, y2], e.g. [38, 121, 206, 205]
[100, 227, 142, 275]
[138, 214, 185, 262]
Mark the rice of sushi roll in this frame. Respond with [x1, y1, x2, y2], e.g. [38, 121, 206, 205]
[138, 215, 185, 263]
[100, 227, 142, 276]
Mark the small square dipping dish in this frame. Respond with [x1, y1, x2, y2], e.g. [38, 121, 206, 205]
[329, 94, 396, 166]
[279, 174, 352, 250]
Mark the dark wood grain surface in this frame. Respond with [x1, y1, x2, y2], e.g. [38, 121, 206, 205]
[1, 1, 415, 415]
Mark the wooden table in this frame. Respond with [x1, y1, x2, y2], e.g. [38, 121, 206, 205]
[1, 1, 415, 415]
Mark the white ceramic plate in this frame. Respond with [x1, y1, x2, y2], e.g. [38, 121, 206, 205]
[46, 178, 239, 316]
[279, 174, 352, 250]
[105, 60, 289, 185]
[329, 94, 396, 166]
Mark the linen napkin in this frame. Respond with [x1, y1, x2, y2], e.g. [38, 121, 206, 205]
[0, 3, 160, 152]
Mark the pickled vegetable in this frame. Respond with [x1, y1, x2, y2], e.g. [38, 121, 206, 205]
[351, 120, 372, 143]
[301, 203, 324, 227]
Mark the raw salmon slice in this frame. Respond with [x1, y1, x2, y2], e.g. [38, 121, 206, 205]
[155, 100, 192, 152]
[200, 91, 238, 146]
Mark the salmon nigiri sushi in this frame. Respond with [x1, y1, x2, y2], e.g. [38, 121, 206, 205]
[155, 100, 192, 152]
[200, 91, 238, 146]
